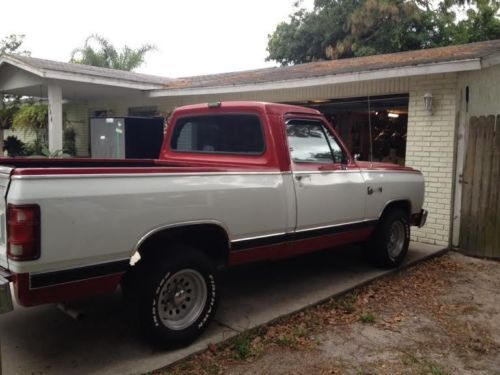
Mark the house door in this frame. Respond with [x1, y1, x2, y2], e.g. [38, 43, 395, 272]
[459, 115, 500, 258]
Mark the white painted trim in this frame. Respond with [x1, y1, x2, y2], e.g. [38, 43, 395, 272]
[148, 59, 482, 98]
[0, 56, 43, 77]
[481, 52, 500, 69]
[47, 83, 63, 152]
[43, 70, 164, 90]
[452, 89, 468, 248]
[0, 55, 164, 91]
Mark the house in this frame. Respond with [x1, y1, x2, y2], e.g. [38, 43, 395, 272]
[1, 39, 500, 255]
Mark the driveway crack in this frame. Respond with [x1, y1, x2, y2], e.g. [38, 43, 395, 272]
[214, 319, 242, 333]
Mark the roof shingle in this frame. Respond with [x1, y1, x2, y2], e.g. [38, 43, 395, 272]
[165, 39, 500, 90]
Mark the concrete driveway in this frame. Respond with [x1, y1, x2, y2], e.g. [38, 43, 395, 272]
[0, 242, 444, 375]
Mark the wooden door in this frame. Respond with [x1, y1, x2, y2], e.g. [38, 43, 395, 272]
[460, 115, 500, 258]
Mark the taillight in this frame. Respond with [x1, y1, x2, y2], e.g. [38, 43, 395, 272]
[7, 204, 40, 261]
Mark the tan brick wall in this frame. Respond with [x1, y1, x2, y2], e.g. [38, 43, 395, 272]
[406, 73, 458, 247]
[64, 103, 90, 157]
[3, 128, 37, 147]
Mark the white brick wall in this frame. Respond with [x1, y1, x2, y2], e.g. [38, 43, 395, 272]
[406, 73, 458, 247]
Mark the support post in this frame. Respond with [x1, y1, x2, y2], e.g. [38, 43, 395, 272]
[47, 83, 63, 152]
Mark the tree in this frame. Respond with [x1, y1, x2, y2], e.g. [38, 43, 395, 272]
[267, 0, 500, 65]
[0, 34, 30, 154]
[70, 34, 156, 71]
[440, 0, 500, 44]
[0, 34, 30, 56]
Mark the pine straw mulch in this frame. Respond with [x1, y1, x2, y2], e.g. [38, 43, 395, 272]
[155, 253, 500, 375]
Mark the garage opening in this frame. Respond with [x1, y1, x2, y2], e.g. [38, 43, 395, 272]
[298, 94, 409, 166]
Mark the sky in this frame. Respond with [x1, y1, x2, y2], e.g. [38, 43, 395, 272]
[1, 0, 314, 78]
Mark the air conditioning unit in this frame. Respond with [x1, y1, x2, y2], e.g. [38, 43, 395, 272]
[90, 117, 164, 159]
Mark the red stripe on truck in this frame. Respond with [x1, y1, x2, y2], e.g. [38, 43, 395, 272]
[13, 273, 124, 307]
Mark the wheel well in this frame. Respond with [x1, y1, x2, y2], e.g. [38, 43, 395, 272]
[380, 200, 411, 220]
[136, 224, 230, 267]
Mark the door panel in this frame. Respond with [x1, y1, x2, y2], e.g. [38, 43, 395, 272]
[293, 170, 366, 230]
[286, 119, 366, 232]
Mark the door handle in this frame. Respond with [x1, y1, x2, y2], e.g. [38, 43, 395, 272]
[295, 174, 311, 182]
[367, 186, 383, 195]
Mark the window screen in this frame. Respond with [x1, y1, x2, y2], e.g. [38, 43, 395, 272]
[171, 114, 265, 154]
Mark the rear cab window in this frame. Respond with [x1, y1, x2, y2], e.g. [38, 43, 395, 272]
[171, 114, 265, 155]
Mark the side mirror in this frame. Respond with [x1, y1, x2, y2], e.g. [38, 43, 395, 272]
[354, 153, 361, 161]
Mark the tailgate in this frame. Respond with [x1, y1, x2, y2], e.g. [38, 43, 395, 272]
[0, 166, 13, 269]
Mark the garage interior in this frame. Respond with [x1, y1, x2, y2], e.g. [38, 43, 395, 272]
[299, 94, 409, 165]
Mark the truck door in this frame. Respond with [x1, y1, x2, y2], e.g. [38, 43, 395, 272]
[286, 118, 367, 250]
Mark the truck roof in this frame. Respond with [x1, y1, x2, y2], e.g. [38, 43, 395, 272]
[173, 101, 321, 117]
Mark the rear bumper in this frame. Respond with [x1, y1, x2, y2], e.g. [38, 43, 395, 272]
[411, 209, 428, 228]
[0, 267, 13, 314]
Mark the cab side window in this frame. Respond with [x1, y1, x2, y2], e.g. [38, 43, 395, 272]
[287, 120, 345, 164]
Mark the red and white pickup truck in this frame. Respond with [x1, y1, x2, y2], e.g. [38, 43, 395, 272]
[0, 101, 427, 346]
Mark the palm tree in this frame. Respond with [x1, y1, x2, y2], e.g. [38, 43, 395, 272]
[70, 34, 156, 71]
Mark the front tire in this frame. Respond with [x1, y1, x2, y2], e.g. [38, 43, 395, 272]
[135, 247, 218, 348]
[368, 208, 410, 268]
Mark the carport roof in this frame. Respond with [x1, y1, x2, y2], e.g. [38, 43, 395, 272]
[0, 54, 173, 90]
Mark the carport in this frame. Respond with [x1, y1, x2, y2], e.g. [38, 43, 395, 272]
[0, 55, 170, 152]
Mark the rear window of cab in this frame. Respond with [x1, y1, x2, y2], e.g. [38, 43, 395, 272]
[170, 114, 265, 155]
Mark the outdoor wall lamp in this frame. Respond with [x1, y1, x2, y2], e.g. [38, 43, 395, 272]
[424, 92, 433, 114]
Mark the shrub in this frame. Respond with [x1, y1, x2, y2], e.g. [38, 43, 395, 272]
[3, 135, 26, 156]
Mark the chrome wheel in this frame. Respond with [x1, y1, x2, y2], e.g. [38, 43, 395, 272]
[157, 269, 207, 331]
[387, 221, 406, 260]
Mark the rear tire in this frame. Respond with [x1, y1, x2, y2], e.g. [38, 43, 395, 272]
[133, 247, 218, 348]
[367, 208, 410, 268]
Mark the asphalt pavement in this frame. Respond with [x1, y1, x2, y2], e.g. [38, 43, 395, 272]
[0, 242, 445, 375]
